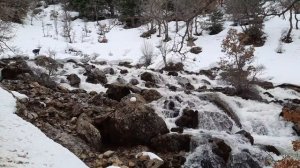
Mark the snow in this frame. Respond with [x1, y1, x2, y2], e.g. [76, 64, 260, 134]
[136, 152, 163, 161]
[0, 87, 88, 168]
[6, 4, 300, 85]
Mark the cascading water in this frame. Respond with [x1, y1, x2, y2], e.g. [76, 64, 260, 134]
[151, 89, 298, 168]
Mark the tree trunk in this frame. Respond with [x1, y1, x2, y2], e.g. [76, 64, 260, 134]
[295, 12, 299, 29]
[284, 9, 293, 43]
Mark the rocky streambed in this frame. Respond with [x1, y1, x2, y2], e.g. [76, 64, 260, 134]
[0, 56, 299, 168]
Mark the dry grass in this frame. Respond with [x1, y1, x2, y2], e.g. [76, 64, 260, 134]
[274, 157, 300, 168]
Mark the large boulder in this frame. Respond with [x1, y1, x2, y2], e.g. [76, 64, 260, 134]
[141, 72, 156, 83]
[228, 152, 262, 168]
[105, 83, 131, 101]
[86, 68, 107, 84]
[175, 109, 198, 128]
[150, 134, 191, 152]
[198, 111, 233, 132]
[67, 74, 81, 87]
[94, 95, 169, 145]
[76, 113, 102, 150]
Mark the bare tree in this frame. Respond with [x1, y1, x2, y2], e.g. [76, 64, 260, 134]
[0, 21, 14, 54]
[61, 10, 73, 43]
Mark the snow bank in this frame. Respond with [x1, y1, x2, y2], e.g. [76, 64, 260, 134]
[0, 87, 87, 168]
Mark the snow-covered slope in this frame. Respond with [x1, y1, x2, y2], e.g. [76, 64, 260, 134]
[0, 87, 87, 168]
[6, 4, 300, 85]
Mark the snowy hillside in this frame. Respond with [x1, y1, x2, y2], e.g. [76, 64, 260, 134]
[6, 4, 300, 85]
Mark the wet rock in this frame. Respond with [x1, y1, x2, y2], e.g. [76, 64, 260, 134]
[145, 81, 158, 88]
[141, 89, 162, 103]
[210, 138, 232, 163]
[67, 74, 81, 87]
[199, 69, 215, 80]
[255, 81, 274, 90]
[258, 145, 281, 156]
[103, 67, 115, 75]
[175, 109, 198, 129]
[151, 134, 191, 152]
[141, 72, 156, 83]
[105, 83, 131, 101]
[86, 68, 107, 84]
[37, 73, 57, 89]
[130, 78, 139, 85]
[103, 150, 115, 158]
[76, 113, 102, 150]
[163, 62, 184, 72]
[236, 130, 254, 145]
[170, 127, 184, 133]
[136, 152, 164, 168]
[120, 69, 128, 74]
[168, 71, 178, 76]
[185, 83, 195, 90]
[119, 61, 133, 68]
[94, 98, 169, 145]
[277, 83, 300, 93]
[168, 85, 177, 91]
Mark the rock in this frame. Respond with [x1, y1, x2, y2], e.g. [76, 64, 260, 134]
[282, 105, 300, 123]
[210, 138, 232, 163]
[141, 72, 156, 83]
[1, 59, 32, 80]
[136, 152, 164, 168]
[94, 99, 169, 145]
[255, 81, 274, 89]
[259, 145, 281, 156]
[103, 150, 115, 158]
[185, 83, 195, 90]
[163, 62, 184, 72]
[145, 81, 158, 88]
[175, 109, 198, 128]
[236, 130, 254, 145]
[120, 69, 128, 74]
[150, 134, 191, 152]
[199, 69, 215, 80]
[277, 83, 300, 93]
[76, 113, 102, 150]
[130, 78, 139, 85]
[37, 73, 57, 89]
[86, 68, 107, 84]
[119, 61, 133, 68]
[141, 89, 162, 102]
[105, 83, 131, 101]
[103, 67, 115, 75]
[190, 47, 202, 54]
[67, 74, 81, 87]
[168, 71, 178, 76]
[168, 85, 177, 92]
[170, 127, 184, 133]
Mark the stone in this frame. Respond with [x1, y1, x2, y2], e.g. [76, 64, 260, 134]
[76, 113, 102, 150]
[150, 134, 191, 153]
[105, 83, 131, 101]
[210, 138, 232, 163]
[86, 68, 107, 84]
[190, 46, 202, 54]
[103, 150, 115, 158]
[175, 109, 198, 128]
[94, 99, 169, 145]
[129, 78, 139, 85]
[67, 74, 81, 87]
[168, 71, 178, 76]
[141, 89, 162, 103]
[236, 130, 254, 145]
[141, 72, 156, 83]
[120, 69, 128, 74]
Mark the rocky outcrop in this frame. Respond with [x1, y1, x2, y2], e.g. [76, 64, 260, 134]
[94, 95, 169, 145]
[175, 109, 198, 128]
[1, 58, 32, 80]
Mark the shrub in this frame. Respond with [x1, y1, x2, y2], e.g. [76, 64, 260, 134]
[140, 41, 155, 68]
[239, 26, 266, 47]
[219, 29, 263, 93]
[209, 10, 224, 35]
